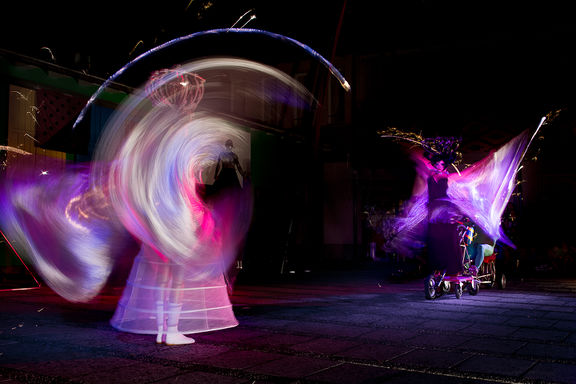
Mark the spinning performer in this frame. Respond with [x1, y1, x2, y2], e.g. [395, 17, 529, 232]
[381, 113, 553, 273]
[109, 68, 246, 345]
[0, 31, 350, 345]
[422, 139, 465, 275]
[211, 138, 248, 292]
[0, 64, 251, 345]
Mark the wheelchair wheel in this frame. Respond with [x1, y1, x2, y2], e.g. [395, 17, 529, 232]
[497, 273, 506, 289]
[424, 275, 437, 300]
[468, 279, 479, 296]
[454, 282, 463, 299]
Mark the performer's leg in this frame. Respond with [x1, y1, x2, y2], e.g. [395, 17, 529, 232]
[155, 262, 170, 344]
[165, 264, 195, 345]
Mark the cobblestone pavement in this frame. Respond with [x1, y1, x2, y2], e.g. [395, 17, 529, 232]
[1, 265, 575, 383]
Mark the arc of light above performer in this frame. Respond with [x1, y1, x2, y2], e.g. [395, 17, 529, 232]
[73, 28, 351, 129]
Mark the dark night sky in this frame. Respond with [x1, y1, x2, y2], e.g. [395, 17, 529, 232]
[3, 1, 575, 129]
[3, 1, 575, 176]
[1, 0, 574, 142]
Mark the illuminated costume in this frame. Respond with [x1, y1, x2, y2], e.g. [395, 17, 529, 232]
[0, 55, 336, 345]
[0, 31, 351, 345]
[426, 167, 463, 274]
[110, 245, 237, 344]
[382, 114, 553, 272]
[105, 69, 244, 345]
[0, 64, 251, 345]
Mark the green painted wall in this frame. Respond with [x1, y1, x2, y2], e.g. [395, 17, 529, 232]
[0, 56, 127, 104]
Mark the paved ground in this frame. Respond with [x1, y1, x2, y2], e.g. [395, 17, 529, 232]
[1, 263, 576, 384]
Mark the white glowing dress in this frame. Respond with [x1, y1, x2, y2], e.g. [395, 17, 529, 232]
[110, 245, 238, 335]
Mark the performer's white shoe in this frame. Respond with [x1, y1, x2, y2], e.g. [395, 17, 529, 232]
[165, 332, 195, 345]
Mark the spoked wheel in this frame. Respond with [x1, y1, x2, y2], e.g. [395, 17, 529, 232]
[454, 282, 463, 299]
[424, 275, 438, 300]
[497, 273, 507, 289]
[441, 281, 451, 294]
[481, 262, 496, 288]
[468, 279, 480, 296]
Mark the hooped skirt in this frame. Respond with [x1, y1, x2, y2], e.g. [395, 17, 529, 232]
[110, 250, 238, 335]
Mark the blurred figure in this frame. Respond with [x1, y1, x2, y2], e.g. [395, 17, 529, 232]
[213, 139, 246, 192]
[109, 68, 243, 345]
[212, 139, 249, 292]
[423, 142, 464, 275]
[381, 115, 551, 274]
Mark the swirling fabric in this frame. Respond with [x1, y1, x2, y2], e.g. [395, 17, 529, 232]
[0, 160, 122, 301]
[0, 58, 316, 303]
[386, 117, 546, 257]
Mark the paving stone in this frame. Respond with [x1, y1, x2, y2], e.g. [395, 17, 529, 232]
[463, 313, 511, 325]
[289, 337, 360, 355]
[332, 313, 386, 326]
[2, 269, 576, 384]
[76, 361, 184, 384]
[405, 332, 472, 348]
[542, 311, 576, 321]
[381, 371, 504, 384]
[195, 328, 268, 343]
[515, 342, 576, 360]
[370, 316, 426, 329]
[418, 319, 470, 333]
[511, 327, 570, 342]
[235, 317, 298, 330]
[538, 304, 576, 313]
[336, 343, 414, 363]
[565, 333, 576, 345]
[304, 362, 398, 383]
[460, 323, 518, 337]
[245, 355, 339, 379]
[389, 348, 471, 369]
[553, 320, 576, 332]
[455, 355, 535, 377]
[360, 327, 415, 343]
[502, 308, 547, 318]
[285, 321, 370, 338]
[0, 372, 23, 384]
[148, 343, 232, 362]
[456, 337, 526, 354]
[523, 361, 576, 383]
[505, 317, 558, 328]
[106, 333, 163, 354]
[242, 332, 315, 348]
[153, 371, 249, 383]
[28, 357, 138, 379]
[194, 349, 285, 370]
[0, 342, 99, 365]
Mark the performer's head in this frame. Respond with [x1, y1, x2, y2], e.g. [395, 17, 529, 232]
[424, 135, 462, 171]
[225, 139, 234, 149]
[433, 160, 447, 171]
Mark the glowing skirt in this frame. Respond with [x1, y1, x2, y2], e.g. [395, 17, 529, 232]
[110, 253, 238, 335]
